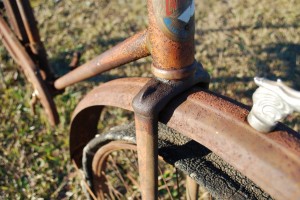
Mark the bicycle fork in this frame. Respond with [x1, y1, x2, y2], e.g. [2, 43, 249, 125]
[54, 0, 209, 198]
[133, 73, 209, 199]
[132, 1, 210, 199]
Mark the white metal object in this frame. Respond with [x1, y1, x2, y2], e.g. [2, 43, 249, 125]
[247, 77, 300, 133]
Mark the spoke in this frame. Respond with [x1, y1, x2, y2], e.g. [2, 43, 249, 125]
[158, 164, 174, 200]
[108, 155, 132, 194]
[126, 172, 140, 189]
[125, 149, 139, 172]
[92, 140, 205, 199]
[175, 168, 181, 197]
[104, 172, 123, 200]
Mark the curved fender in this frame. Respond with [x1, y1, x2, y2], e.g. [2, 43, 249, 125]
[70, 77, 300, 200]
[70, 78, 149, 166]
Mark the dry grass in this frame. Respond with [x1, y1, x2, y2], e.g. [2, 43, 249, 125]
[0, 0, 299, 199]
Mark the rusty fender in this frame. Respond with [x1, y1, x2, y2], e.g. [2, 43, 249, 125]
[70, 77, 300, 200]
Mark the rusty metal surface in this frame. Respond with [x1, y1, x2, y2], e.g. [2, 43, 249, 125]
[92, 141, 137, 200]
[70, 77, 300, 200]
[16, 0, 42, 53]
[3, 0, 28, 42]
[161, 89, 300, 200]
[186, 176, 199, 200]
[134, 115, 158, 200]
[54, 30, 150, 90]
[69, 52, 81, 69]
[151, 0, 195, 42]
[55, 0, 198, 89]
[147, 0, 195, 79]
[131, 63, 209, 199]
[15, 0, 55, 82]
[0, 31, 19, 63]
[72, 58, 209, 199]
[151, 62, 196, 80]
[0, 16, 59, 125]
[69, 78, 148, 165]
[132, 63, 209, 118]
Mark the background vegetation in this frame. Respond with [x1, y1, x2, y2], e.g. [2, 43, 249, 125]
[0, 0, 299, 199]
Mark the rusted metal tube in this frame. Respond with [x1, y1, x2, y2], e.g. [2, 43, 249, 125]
[16, 0, 42, 54]
[3, 0, 28, 42]
[69, 78, 300, 200]
[0, 16, 36, 70]
[54, 30, 150, 90]
[147, 0, 196, 79]
[135, 115, 158, 200]
[0, 16, 59, 126]
[15, 0, 55, 81]
[186, 176, 199, 200]
[0, 33, 19, 64]
[131, 70, 208, 200]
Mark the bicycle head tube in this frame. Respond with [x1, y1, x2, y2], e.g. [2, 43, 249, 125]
[148, 0, 196, 80]
[54, 0, 201, 89]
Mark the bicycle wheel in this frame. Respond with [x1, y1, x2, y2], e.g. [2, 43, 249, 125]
[81, 122, 272, 200]
[0, 1, 59, 125]
[0, 16, 59, 126]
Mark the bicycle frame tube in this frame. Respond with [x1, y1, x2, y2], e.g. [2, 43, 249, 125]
[53, 0, 299, 199]
[2, 0, 28, 42]
[2, 0, 299, 199]
[54, 0, 197, 89]
[70, 78, 300, 200]
[147, 0, 196, 79]
[132, 1, 199, 199]
[0, 16, 59, 125]
[1, 0, 60, 125]
[54, 30, 150, 90]
[3, 0, 55, 82]
[58, 0, 203, 199]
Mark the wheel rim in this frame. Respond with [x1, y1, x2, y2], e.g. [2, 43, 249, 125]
[91, 141, 188, 200]
[1, 2, 59, 126]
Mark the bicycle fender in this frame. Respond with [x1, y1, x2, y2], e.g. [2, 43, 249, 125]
[70, 78, 149, 167]
[70, 77, 300, 200]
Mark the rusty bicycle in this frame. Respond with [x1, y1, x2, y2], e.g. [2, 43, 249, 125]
[0, 0, 300, 199]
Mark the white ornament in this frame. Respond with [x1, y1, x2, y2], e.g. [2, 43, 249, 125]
[248, 77, 300, 132]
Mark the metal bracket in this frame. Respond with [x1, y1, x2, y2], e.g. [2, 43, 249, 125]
[248, 77, 300, 133]
[132, 62, 209, 199]
[133, 62, 209, 118]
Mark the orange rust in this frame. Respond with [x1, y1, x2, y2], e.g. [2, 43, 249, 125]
[0, 16, 59, 125]
[54, 0, 199, 88]
[15, 0, 55, 82]
[3, 0, 28, 41]
[147, 0, 195, 78]
[54, 30, 150, 90]
[134, 115, 158, 199]
[70, 78, 300, 200]
[268, 130, 300, 155]
[188, 88, 300, 155]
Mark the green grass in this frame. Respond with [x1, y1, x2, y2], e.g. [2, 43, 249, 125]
[0, 0, 299, 199]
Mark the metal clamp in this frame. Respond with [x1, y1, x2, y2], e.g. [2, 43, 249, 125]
[248, 77, 300, 133]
